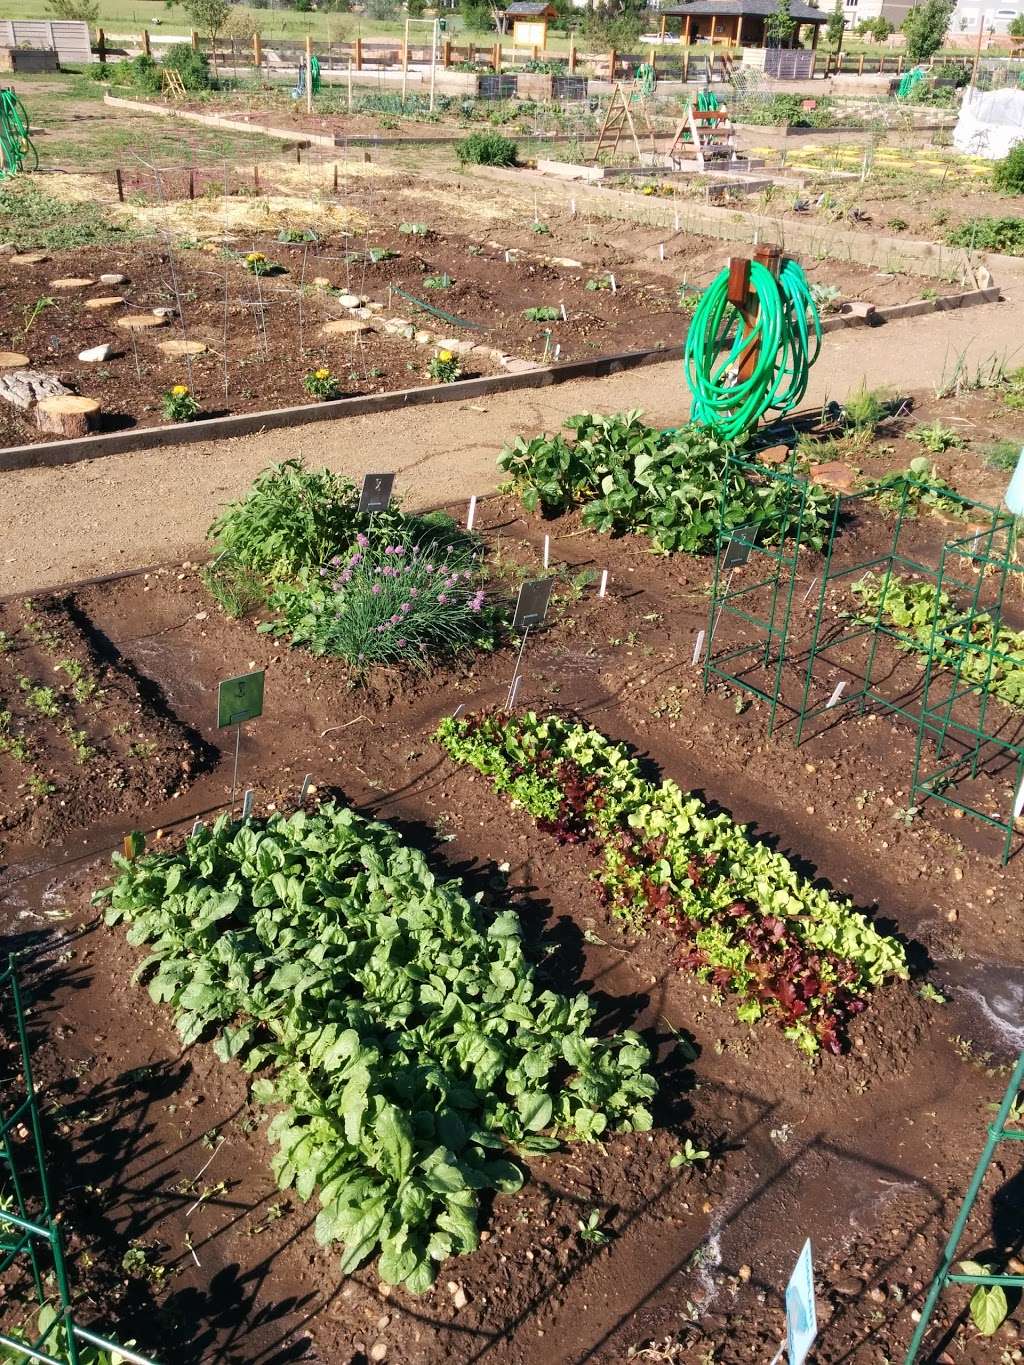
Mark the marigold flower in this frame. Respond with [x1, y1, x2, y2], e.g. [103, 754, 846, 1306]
[171, 384, 189, 397]
[437, 349, 453, 362]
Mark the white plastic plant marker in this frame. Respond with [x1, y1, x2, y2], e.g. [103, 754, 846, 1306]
[570, 197, 577, 216]
[451, 702, 464, 719]
[778, 1239, 817, 1365]
[505, 250, 511, 264]
[554, 344, 561, 360]
[467, 495, 477, 530]
[598, 569, 608, 598]
[674, 210, 680, 230]
[543, 534, 550, 569]
[659, 243, 665, 261]
[192, 819, 205, 837]
[1004, 447, 1024, 515]
[609, 274, 617, 293]
[802, 576, 819, 603]
[241, 789, 254, 820]
[1014, 775, 1024, 820]
[692, 629, 705, 665]
[507, 673, 523, 708]
[560, 303, 567, 321]
[826, 681, 847, 709]
[299, 773, 312, 803]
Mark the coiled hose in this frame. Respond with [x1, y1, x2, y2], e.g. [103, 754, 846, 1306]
[683, 257, 822, 440]
[695, 89, 720, 112]
[0, 87, 37, 178]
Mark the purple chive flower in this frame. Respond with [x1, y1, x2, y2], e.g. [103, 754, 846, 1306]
[394, 545, 405, 556]
[319, 568, 328, 577]
[397, 637, 406, 646]
[470, 589, 485, 612]
[390, 613, 401, 624]
[357, 532, 369, 548]
[409, 588, 418, 597]
[438, 593, 448, 604]
[329, 555, 342, 567]
[348, 552, 362, 566]
[340, 570, 352, 583]
[400, 602, 411, 613]
[372, 583, 382, 596]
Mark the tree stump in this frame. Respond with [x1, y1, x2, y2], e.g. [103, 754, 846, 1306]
[35, 395, 101, 438]
[0, 351, 30, 369]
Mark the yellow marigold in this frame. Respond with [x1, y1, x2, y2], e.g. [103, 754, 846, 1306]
[314, 368, 330, 379]
[171, 384, 189, 397]
[246, 252, 265, 262]
[437, 349, 453, 362]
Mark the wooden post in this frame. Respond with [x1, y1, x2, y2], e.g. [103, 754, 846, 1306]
[608, 46, 616, 78]
[354, 35, 363, 70]
[401, 15, 409, 100]
[728, 246, 781, 385]
[347, 57, 353, 110]
[188, 168, 195, 199]
[253, 29, 262, 72]
[296, 144, 302, 164]
[141, 29, 151, 57]
[683, 47, 689, 79]
[971, 12, 985, 85]
[333, 162, 338, 190]
[811, 22, 819, 49]
[659, 13, 666, 39]
[115, 167, 124, 201]
[684, 13, 692, 44]
[897, 53, 904, 72]
[649, 44, 657, 72]
[858, 52, 864, 73]
[568, 32, 576, 72]
[97, 27, 106, 62]
[306, 34, 313, 115]
[253, 163, 259, 189]
[190, 27, 198, 49]
[735, 15, 743, 45]
[492, 40, 500, 71]
[709, 14, 717, 45]
[443, 37, 451, 66]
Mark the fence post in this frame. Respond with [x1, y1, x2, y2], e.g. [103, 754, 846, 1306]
[568, 32, 576, 72]
[141, 29, 151, 57]
[897, 53, 904, 72]
[683, 48, 689, 80]
[443, 37, 451, 66]
[190, 27, 198, 49]
[858, 52, 864, 73]
[97, 26, 106, 61]
[608, 47, 616, 79]
[492, 40, 500, 71]
[354, 35, 362, 70]
[115, 167, 124, 201]
[253, 29, 261, 72]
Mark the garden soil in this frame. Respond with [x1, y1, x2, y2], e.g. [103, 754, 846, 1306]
[2, 433, 1024, 1362]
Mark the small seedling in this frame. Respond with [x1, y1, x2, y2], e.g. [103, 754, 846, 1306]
[918, 982, 947, 1004]
[670, 1139, 710, 1167]
[530, 220, 551, 235]
[22, 295, 56, 336]
[399, 221, 430, 236]
[578, 1208, 612, 1246]
[523, 306, 560, 322]
[909, 421, 966, 453]
[422, 273, 454, 290]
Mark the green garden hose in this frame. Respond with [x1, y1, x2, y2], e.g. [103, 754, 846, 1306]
[635, 61, 656, 96]
[683, 257, 822, 440]
[896, 67, 925, 99]
[310, 54, 321, 95]
[695, 89, 720, 112]
[0, 87, 37, 179]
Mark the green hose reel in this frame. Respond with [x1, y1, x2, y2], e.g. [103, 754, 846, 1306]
[683, 254, 822, 441]
[0, 87, 37, 179]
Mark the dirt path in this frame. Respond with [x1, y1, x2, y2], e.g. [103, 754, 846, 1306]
[3, 290, 1023, 596]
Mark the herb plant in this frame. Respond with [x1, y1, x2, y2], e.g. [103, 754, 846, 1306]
[523, 306, 561, 322]
[243, 251, 277, 276]
[303, 367, 340, 401]
[429, 349, 461, 384]
[455, 132, 517, 167]
[423, 273, 453, 290]
[162, 384, 200, 422]
[908, 421, 966, 453]
[437, 711, 907, 1055]
[95, 803, 657, 1291]
[872, 457, 965, 518]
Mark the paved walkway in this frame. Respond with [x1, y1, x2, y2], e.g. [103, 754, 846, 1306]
[3, 288, 1022, 596]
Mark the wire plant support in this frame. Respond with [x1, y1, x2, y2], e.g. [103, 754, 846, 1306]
[0, 954, 158, 1365]
[904, 1051, 1024, 1364]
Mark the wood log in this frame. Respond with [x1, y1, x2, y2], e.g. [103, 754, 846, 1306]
[0, 351, 30, 369]
[117, 313, 170, 331]
[35, 395, 101, 438]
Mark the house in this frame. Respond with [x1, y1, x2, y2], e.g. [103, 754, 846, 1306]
[657, 0, 827, 46]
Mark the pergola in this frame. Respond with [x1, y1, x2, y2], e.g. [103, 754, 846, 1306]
[658, 0, 827, 48]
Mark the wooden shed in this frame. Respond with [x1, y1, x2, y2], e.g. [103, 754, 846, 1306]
[500, 1, 558, 49]
[658, 0, 826, 48]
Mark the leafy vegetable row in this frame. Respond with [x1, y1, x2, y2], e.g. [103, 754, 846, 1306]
[436, 712, 907, 1055]
[95, 803, 656, 1292]
[852, 572, 1024, 710]
[497, 410, 834, 555]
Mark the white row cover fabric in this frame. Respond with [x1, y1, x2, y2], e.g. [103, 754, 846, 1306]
[953, 85, 1024, 159]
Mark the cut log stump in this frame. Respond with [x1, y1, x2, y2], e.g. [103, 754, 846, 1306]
[0, 351, 30, 369]
[35, 395, 101, 438]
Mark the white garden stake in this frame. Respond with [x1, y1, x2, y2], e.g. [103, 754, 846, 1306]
[467, 495, 477, 530]
[659, 243, 665, 261]
[554, 343, 561, 360]
[609, 274, 617, 294]
[692, 629, 705, 665]
[543, 535, 550, 569]
[598, 569, 608, 598]
[570, 197, 577, 217]
[826, 681, 847, 709]
[560, 303, 567, 321]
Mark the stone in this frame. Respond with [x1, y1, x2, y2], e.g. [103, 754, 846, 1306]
[846, 300, 877, 321]
[383, 317, 411, 334]
[78, 344, 113, 362]
[50, 277, 96, 289]
[758, 444, 792, 465]
[809, 460, 858, 493]
[153, 306, 176, 318]
[833, 1274, 865, 1297]
[352, 307, 374, 319]
[550, 256, 583, 268]
[436, 337, 474, 356]
[336, 292, 361, 308]
[452, 1287, 469, 1310]
[99, 272, 127, 285]
[10, 251, 49, 265]
[311, 275, 331, 288]
[414, 330, 433, 345]
[501, 357, 541, 374]
[84, 296, 126, 311]
[369, 1344, 387, 1362]
[0, 369, 71, 410]
[320, 318, 373, 337]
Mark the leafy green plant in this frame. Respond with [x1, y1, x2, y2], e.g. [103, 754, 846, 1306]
[437, 711, 907, 1055]
[585, 275, 612, 292]
[993, 143, 1024, 195]
[947, 218, 1024, 256]
[161, 384, 200, 422]
[22, 295, 56, 336]
[455, 131, 517, 167]
[872, 457, 965, 518]
[530, 220, 551, 236]
[498, 412, 834, 555]
[959, 1262, 1009, 1336]
[670, 1139, 710, 1167]
[18, 678, 60, 718]
[303, 367, 341, 401]
[423, 273, 454, 290]
[523, 306, 561, 322]
[399, 221, 431, 236]
[429, 349, 462, 383]
[0, 1304, 138, 1364]
[809, 283, 842, 314]
[851, 572, 1024, 709]
[984, 438, 1021, 471]
[94, 802, 657, 1292]
[201, 557, 268, 619]
[263, 532, 500, 670]
[578, 1209, 612, 1245]
[161, 42, 213, 91]
[842, 383, 892, 435]
[908, 421, 966, 453]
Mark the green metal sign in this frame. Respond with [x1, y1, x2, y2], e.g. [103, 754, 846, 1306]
[217, 670, 265, 728]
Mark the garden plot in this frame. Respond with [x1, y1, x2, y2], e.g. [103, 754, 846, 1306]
[1, 397, 1023, 1362]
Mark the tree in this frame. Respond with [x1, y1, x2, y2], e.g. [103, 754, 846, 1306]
[1009, 12, 1024, 37]
[47, 0, 99, 25]
[825, 0, 845, 49]
[901, 0, 955, 63]
[181, 0, 231, 52]
[764, 0, 797, 46]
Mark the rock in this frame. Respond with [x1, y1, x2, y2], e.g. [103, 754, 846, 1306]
[78, 344, 112, 362]
[321, 319, 373, 337]
[758, 444, 792, 465]
[452, 1287, 469, 1310]
[436, 337, 474, 356]
[50, 277, 96, 289]
[809, 460, 858, 493]
[336, 292, 361, 308]
[833, 1274, 865, 1297]
[369, 1343, 387, 1362]
[846, 300, 877, 321]
[152, 306, 176, 318]
[501, 357, 541, 374]
[550, 256, 583, 268]
[977, 266, 993, 289]
[0, 370, 72, 410]
[158, 339, 208, 357]
[352, 306, 374, 319]
[99, 272, 127, 285]
[383, 317, 412, 334]
[84, 296, 126, 311]
[738, 1264, 752, 1282]
[414, 330, 433, 345]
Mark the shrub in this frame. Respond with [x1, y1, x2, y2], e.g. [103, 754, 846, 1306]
[127, 53, 162, 94]
[303, 367, 340, 401]
[455, 131, 517, 167]
[264, 532, 499, 668]
[993, 143, 1024, 196]
[946, 217, 1024, 255]
[161, 42, 213, 91]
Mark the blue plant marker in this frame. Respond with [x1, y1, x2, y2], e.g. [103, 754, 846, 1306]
[785, 1239, 818, 1365]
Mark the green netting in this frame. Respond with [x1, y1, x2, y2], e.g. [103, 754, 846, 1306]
[392, 284, 486, 330]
